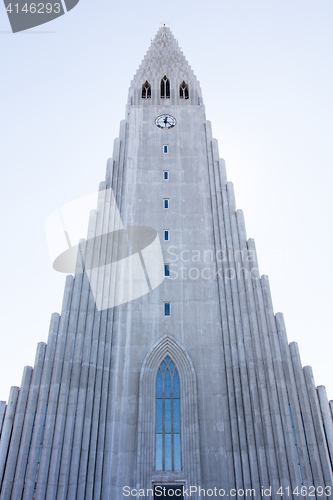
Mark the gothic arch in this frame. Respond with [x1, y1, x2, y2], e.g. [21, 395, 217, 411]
[180, 81, 189, 99]
[142, 80, 151, 98]
[160, 75, 170, 98]
[136, 335, 201, 489]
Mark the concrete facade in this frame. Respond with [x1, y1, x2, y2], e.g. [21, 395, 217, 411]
[0, 27, 332, 499]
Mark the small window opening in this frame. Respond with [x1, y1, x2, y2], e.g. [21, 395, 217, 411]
[164, 230, 169, 241]
[164, 199, 169, 209]
[164, 302, 171, 316]
[164, 264, 170, 277]
[142, 80, 151, 99]
[161, 75, 170, 99]
[163, 145, 168, 154]
[163, 171, 169, 180]
[180, 81, 189, 99]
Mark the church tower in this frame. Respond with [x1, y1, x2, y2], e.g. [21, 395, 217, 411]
[0, 27, 333, 500]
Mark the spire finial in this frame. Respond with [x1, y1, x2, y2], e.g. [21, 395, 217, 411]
[160, 21, 169, 27]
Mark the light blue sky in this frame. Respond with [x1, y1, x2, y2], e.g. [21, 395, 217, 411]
[0, 0, 332, 401]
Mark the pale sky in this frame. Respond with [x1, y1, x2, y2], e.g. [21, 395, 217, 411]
[0, 0, 332, 403]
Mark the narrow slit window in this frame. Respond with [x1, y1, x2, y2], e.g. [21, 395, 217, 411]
[180, 81, 189, 99]
[164, 230, 169, 241]
[142, 80, 151, 99]
[163, 171, 169, 180]
[155, 356, 181, 470]
[164, 302, 171, 316]
[164, 264, 170, 277]
[164, 199, 169, 209]
[161, 75, 170, 99]
[163, 145, 168, 154]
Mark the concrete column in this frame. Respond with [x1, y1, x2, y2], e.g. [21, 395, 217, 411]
[330, 401, 333, 419]
[260, 275, 301, 494]
[213, 151, 246, 495]
[66, 211, 99, 500]
[289, 342, 325, 489]
[45, 255, 86, 500]
[236, 210, 270, 493]
[275, 313, 313, 488]
[247, 243, 289, 499]
[34, 276, 74, 500]
[0, 366, 33, 499]
[0, 387, 19, 490]
[0, 402, 6, 437]
[90, 148, 127, 500]
[303, 367, 333, 487]
[22, 313, 60, 500]
[240, 236, 280, 499]
[9, 343, 46, 500]
[203, 122, 236, 493]
[317, 386, 333, 468]
[76, 188, 110, 499]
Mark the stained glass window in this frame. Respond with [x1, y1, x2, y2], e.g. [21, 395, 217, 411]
[155, 357, 181, 471]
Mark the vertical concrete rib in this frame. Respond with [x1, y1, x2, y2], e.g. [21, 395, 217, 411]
[22, 313, 60, 500]
[8, 343, 46, 500]
[45, 253, 86, 500]
[57, 211, 101, 500]
[330, 401, 333, 420]
[34, 275, 74, 500]
[0, 387, 19, 491]
[213, 153, 251, 492]
[66, 210, 98, 500]
[289, 342, 325, 489]
[275, 313, 313, 488]
[84, 181, 114, 500]
[236, 210, 270, 492]
[237, 231, 278, 496]
[226, 183, 264, 495]
[303, 367, 333, 487]
[204, 121, 236, 493]
[245, 241, 290, 498]
[0, 403, 6, 437]
[317, 386, 333, 469]
[260, 275, 301, 493]
[0, 366, 33, 499]
[76, 186, 109, 499]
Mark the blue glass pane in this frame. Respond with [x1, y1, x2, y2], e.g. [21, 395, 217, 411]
[164, 264, 170, 277]
[173, 399, 180, 432]
[164, 145, 168, 153]
[164, 199, 169, 209]
[156, 399, 163, 432]
[156, 434, 163, 470]
[165, 398, 172, 432]
[164, 171, 168, 180]
[165, 434, 172, 470]
[174, 434, 181, 470]
[164, 231, 169, 241]
[165, 370, 171, 398]
[173, 370, 179, 397]
[156, 370, 163, 397]
[169, 361, 174, 371]
[165, 356, 170, 362]
[164, 303, 170, 316]
[161, 361, 166, 371]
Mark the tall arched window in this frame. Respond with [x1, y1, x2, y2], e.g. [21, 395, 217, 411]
[156, 356, 181, 471]
[142, 80, 151, 98]
[161, 75, 170, 99]
[180, 81, 189, 99]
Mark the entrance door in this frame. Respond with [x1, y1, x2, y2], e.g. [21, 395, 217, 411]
[154, 485, 184, 499]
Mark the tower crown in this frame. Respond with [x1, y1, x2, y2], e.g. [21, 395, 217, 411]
[128, 27, 203, 106]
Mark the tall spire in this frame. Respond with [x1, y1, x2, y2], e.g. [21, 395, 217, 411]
[128, 27, 203, 106]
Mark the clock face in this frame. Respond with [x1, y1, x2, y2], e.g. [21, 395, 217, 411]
[155, 114, 177, 129]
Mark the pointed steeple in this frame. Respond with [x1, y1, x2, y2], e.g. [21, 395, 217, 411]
[128, 27, 203, 106]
